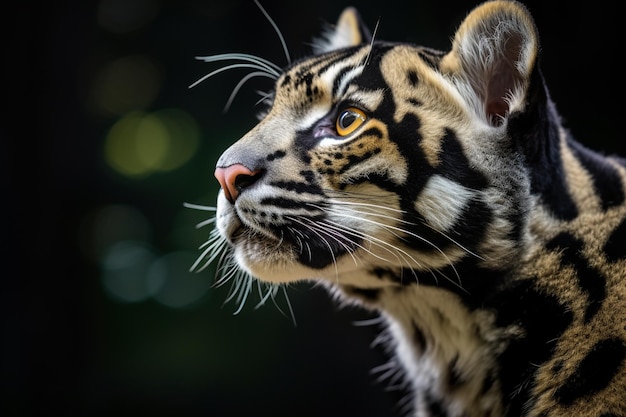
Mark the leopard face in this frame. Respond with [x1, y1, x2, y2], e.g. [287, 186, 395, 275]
[214, 34, 533, 287]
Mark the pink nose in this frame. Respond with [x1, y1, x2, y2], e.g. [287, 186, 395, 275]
[214, 164, 262, 204]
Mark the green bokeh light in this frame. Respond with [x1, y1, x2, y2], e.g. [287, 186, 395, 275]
[104, 109, 200, 178]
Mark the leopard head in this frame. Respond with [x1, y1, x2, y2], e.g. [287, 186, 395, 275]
[207, 1, 539, 290]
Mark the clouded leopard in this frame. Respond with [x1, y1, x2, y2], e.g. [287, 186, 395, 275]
[190, 1, 626, 416]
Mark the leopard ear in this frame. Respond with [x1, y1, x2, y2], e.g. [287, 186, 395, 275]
[441, 0, 539, 126]
[312, 7, 372, 54]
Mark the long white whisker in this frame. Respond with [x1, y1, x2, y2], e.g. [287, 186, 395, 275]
[254, 90, 274, 109]
[190, 229, 226, 272]
[214, 269, 234, 289]
[328, 197, 482, 263]
[223, 271, 245, 303]
[195, 217, 217, 229]
[281, 285, 297, 326]
[224, 71, 275, 112]
[321, 206, 407, 241]
[189, 63, 277, 89]
[322, 205, 456, 267]
[352, 316, 385, 327]
[362, 17, 380, 67]
[298, 217, 361, 267]
[231, 273, 254, 315]
[313, 201, 467, 288]
[289, 226, 312, 262]
[303, 201, 424, 275]
[183, 202, 217, 211]
[286, 216, 340, 280]
[318, 219, 394, 265]
[192, 241, 225, 272]
[213, 250, 240, 286]
[255, 280, 275, 308]
[310, 202, 414, 229]
[253, 0, 291, 64]
[184, 204, 295, 323]
[194, 53, 282, 74]
[321, 218, 422, 283]
[289, 227, 305, 254]
[183, 203, 219, 229]
[197, 229, 220, 251]
[313, 199, 408, 222]
[419, 220, 484, 261]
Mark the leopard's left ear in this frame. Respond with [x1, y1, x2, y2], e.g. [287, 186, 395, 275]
[312, 7, 372, 54]
[441, 0, 539, 126]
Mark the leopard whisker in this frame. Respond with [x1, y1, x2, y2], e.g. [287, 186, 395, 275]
[279, 285, 297, 326]
[328, 199, 480, 261]
[323, 194, 480, 260]
[190, 228, 226, 272]
[213, 255, 241, 287]
[276, 229, 285, 248]
[254, 89, 274, 108]
[189, 62, 278, 91]
[222, 268, 246, 301]
[318, 205, 463, 288]
[183, 202, 218, 212]
[325, 189, 400, 202]
[361, 17, 380, 67]
[372, 361, 407, 391]
[320, 218, 423, 280]
[318, 219, 386, 264]
[184, 204, 295, 320]
[228, 273, 254, 315]
[322, 202, 416, 229]
[195, 217, 218, 229]
[254, 280, 277, 308]
[183, 203, 218, 229]
[310, 206, 425, 283]
[224, 71, 277, 113]
[310, 204, 416, 261]
[287, 226, 307, 258]
[352, 316, 386, 327]
[419, 220, 484, 261]
[193, 53, 282, 74]
[298, 217, 360, 253]
[326, 198, 406, 213]
[252, 283, 296, 324]
[252, 0, 291, 65]
[286, 216, 341, 279]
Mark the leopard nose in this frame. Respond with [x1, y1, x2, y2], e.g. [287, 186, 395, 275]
[214, 164, 263, 204]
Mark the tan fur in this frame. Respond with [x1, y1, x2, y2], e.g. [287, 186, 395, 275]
[206, 1, 626, 416]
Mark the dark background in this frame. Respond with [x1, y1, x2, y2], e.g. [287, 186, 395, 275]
[4, 1, 624, 416]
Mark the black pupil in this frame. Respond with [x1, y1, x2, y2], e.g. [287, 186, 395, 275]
[340, 111, 357, 128]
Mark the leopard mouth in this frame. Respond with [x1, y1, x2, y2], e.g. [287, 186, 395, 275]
[217, 200, 279, 244]
[229, 213, 283, 243]
[222, 210, 361, 271]
[273, 226, 365, 271]
[216, 188, 364, 271]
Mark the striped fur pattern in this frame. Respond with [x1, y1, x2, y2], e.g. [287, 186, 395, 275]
[194, 1, 626, 416]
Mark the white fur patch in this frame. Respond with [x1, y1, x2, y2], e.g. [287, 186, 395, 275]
[380, 285, 504, 416]
[298, 61, 366, 133]
[414, 175, 475, 231]
[331, 65, 365, 99]
[298, 105, 333, 132]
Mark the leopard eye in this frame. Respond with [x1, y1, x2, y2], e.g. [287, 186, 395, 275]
[336, 107, 367, 136]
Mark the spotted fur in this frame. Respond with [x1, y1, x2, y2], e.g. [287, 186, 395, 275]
[192, 1, 626, 416]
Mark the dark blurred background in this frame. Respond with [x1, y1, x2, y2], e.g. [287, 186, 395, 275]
[3, 1, 623, 416]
